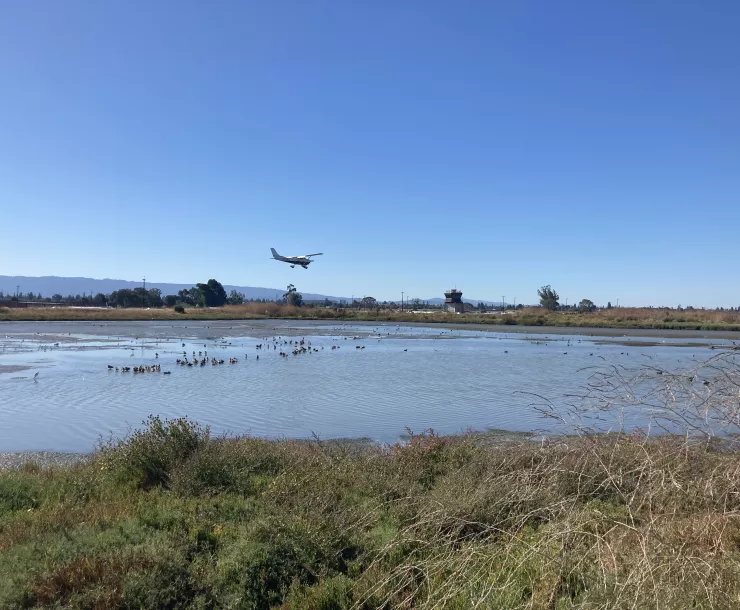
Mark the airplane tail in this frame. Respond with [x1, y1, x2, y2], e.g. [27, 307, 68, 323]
[270, 248, 280, 259]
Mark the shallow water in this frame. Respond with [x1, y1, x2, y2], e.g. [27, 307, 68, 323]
[0, 321, 733, 451]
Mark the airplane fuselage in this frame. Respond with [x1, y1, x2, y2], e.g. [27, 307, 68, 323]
[275, 256, 312, 269]
[271, 248, 321, 269]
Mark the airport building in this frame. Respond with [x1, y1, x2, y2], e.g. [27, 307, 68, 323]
[444, 288, 465, 314]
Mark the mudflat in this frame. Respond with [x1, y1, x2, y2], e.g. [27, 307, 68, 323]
[2, 318, 740, 341]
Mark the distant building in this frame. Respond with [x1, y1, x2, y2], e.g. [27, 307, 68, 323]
[444, 288, 465, 314]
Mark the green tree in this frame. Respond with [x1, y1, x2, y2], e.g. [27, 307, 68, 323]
[537, 285, 560, 311]
[362, 296, 378, 310]
[164, 294, 179, 307]
[52, 294, 63, 302]
[146, 288, 163, 308]
[133, 287, 148, 307]
[92, 293, 108, 306]
[108, 289, 126, 307]
[189, 286, 203, 306]
[578, 298, 596, 312]
[283, 284, 303, 307]
[227, 290, 245, 305]
[196, 280, 227, 307]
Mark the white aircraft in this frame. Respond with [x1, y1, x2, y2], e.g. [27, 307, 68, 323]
[271, 248, 323, 269]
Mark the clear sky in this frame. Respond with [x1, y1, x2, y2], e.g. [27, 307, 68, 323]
[1, 1, 738, 307]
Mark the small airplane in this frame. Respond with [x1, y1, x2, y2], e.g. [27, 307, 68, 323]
[271, 248, 323, 269]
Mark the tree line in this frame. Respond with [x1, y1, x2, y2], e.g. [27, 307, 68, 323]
[533, 285, 737, 312]
[0, 280, 246, 309]
[3, 283, 736, 312]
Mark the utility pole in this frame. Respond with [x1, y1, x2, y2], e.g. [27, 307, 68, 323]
[142, 277, 146, 308]
[513, 297, 516, 309]
[617, 298, 620, 308]
[502, 296, 505, 312]
[401, 291, 404, 311]
[16, 285, 20, 298]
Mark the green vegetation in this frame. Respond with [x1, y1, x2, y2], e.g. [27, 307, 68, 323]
[537, 285, 560, 311]
[2, 416, 740, 608]
[228, 290, 246, 305]
[283, 284, 303, 307]
[577, 299, 596, 312]
[5, 280, 740, 332]
[197, 280, 229, 308]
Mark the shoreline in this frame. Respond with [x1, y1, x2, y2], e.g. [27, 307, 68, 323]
[2, 317, 740, 340]
[3, 304, 740, 334]
[0, 451, 91, 470]
[0, 430, 537, 468]
[4, 427, 735, 469]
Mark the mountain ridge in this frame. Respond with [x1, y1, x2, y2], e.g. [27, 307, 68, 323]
[0, 275, 500, 305]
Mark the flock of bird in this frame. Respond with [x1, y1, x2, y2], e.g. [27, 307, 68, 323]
[103, 336, 371, 373]
[108, 364, 164, 374]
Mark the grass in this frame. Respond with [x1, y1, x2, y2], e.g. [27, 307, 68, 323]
[3, 415, 740, 608]
[2, 304, 740, 332]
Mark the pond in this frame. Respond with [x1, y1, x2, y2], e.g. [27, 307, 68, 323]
[0, 320, 732, 451]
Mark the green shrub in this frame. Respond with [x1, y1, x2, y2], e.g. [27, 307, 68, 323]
[284, 575, 355, 610]
[214, 539, 317, 610]
[100, 415, 209, 489]
[0, 475, 41, 514]
[170, 437, 286, 497]
[174, 304, 185, 313]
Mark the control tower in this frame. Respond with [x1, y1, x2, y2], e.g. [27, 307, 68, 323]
[444, 288, 464, 314]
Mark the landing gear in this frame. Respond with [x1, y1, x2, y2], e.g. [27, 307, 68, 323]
[290, 264, 295, 268]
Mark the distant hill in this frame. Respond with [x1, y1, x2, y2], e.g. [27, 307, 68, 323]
[0, 276, 502, 306]
[0, 276, 349, 303]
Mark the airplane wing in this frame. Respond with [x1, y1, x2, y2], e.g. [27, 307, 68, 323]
[304, 253, 323, 258]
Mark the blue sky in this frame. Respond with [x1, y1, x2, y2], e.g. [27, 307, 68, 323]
[1, 1, 738, 306]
